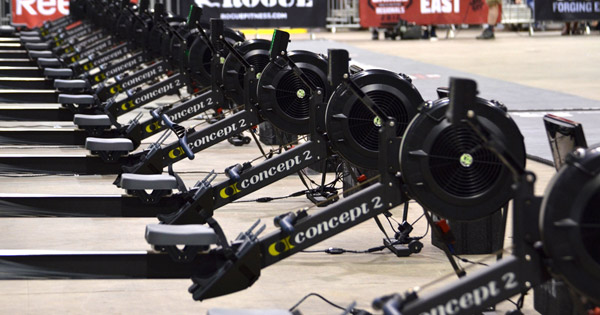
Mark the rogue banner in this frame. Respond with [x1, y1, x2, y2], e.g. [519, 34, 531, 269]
[534, 0, 600, 21]
[11, 0, 69, 28]
[194, 0, 326, 28]
[359, 0, 499, 28]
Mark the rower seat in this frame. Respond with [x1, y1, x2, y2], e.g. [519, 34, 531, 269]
[37, 58, 62, 67]
[55, 79, 89, 90]
[20, 36, 42, 43]
[85, 137, 134, 152]
[28, 50, 53, 59]
[73, 114, 112, 127]
[145, 224, 218, 246]
[120, 174, 178, 190]
[58, 93, 94, 104]
[208, 310, 292, 315]
[45, 68, 73, 78]
[25, 42, 50, 50]
[19, 30, 39, 37]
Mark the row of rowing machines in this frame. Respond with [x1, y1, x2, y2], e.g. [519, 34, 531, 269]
[2, 2, 598, 314]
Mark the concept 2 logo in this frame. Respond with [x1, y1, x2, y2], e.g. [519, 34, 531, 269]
[218, 150, 313, 200]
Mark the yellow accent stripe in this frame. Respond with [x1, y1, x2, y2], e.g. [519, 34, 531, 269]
[239, 28, 308, 35]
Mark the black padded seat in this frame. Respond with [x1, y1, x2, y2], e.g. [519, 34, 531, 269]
[85, 137, 134, 152]
[37, 58, 62, 67]
[120, 174, 178, 190]
[45, 68, 73, 78]
[19, 30, 38, 37]
[73, 114, 112, 127]
[207, 310, 292, 315]
[145, 224, 218, 246]
[28, 50, 53, 59]
[0, 25, 16, 35]
[25, 42, 50, 50]
[20, 36, 42, 43]
[54, 79, 88, 90]
[58, 94, 94, 104]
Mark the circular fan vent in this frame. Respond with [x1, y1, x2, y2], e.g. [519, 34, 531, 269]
[222, 39, 270, 105]
[428, 123, 503, 198]
[188, 28, 245, 87]
[348, 90, 409, 152]
[275, 68, 325, 120]
[400, 98, 525, 221]
[582, 190, 600, 265]
[325, 69, 423, 170]
[540, 146, 600, 305]
[257, 50, 329, 135]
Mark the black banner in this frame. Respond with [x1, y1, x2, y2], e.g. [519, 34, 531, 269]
[535, 0, 600, 21]
[195, 0, 326, 28]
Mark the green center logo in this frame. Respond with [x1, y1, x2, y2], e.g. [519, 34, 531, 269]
[220, 57, 225, 64]
[296, 89, 306, 99]
[373, 116, 382, 127]
[256, 72, 262, 80]
[460, 153, 474, 167]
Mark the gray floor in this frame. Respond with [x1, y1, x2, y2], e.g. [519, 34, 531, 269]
[0, 28, 598, 314]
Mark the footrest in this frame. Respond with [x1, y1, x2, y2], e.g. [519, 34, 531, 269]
[145, 224, 218, 246]
[85, 137, 134, 152]
[25, 42, 50, 50]
[55, 79, 88, 90]
[58, 93, 94, 104]
[44, 68, 73, 78]
[20, 36, 42, 43]
[208, 310, 292, 315]
[37, 58, 62, 67]
[120, 174, 178, 190]
[73, 114, 112, 127]
[28, 50, 53, 59]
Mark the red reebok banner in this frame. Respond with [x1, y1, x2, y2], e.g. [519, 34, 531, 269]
[360, 0, 500, 28]
[11, 0, 70, 28]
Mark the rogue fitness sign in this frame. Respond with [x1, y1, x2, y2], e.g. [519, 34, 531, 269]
[534, 0, 600, 21]
[194, 0, 326, 28]
[11, 0, 69, 28]
[360, 0, 498, 27]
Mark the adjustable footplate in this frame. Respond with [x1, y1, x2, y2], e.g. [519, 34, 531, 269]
[188, 220, 265, 301]
[120, 173, 178, 204]
[86, 137, 134, 162]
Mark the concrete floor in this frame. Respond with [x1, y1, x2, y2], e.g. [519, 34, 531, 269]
[0, 28, 598, 314]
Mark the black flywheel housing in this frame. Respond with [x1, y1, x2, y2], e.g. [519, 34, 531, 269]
[222, 39, 271, 105]
[326, 69, 423, 170]
[400, 98, 526, 221]
[540, 145, 600, 305]
[257, 50, 329, 135]
[188, 27, 245, 87]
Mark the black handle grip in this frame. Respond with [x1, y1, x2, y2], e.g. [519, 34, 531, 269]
[160, 113, 195, 160]
[274, 212, 296, 235]
[225, 164, 242, 181]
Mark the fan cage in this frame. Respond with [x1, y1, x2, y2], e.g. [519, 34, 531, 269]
[274, 67, 325, 120]
[347, 90, 409, 151]
[428, 123, 503, 198]
[237, 54, 270, 87]
[582, 190, 600, 265]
